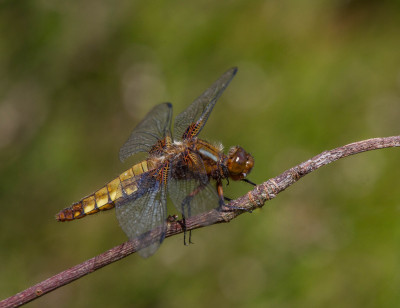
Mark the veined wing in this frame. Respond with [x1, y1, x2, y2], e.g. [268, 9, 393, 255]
[168, 151, 220, 220]
[174, 67, 237, 140]
[119, 103, 173, 162]
[115, 175, 167, 258]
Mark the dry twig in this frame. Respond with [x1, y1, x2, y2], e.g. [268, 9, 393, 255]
[1, 136, 399, 308]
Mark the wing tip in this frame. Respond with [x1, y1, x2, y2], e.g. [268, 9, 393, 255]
[161, 102, 172, 109]
[225, 67, 238, 78]
[223, 67, 238, 83]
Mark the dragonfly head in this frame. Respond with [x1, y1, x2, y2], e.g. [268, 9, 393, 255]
[227, 146, 254, 181]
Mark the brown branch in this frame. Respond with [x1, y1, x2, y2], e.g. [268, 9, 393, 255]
[1, 136, 399, 308]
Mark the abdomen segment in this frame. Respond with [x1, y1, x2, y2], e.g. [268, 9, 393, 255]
[56, 160, 150, 221]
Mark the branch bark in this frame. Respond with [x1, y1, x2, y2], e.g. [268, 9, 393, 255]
[1, 136, 399, 308]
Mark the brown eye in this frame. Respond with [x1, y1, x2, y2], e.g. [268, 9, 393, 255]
[227, 146, 254, 180]
[229, 149, 246, 173]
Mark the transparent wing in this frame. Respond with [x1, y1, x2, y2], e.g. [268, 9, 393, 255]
[174, 67, 237, 140]
[119, 103, 173, 162]
[115, 176, 167, 258]
[168, 152, 220, 220]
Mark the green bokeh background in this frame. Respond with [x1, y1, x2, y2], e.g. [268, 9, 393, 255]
[1, 1, 400, 307]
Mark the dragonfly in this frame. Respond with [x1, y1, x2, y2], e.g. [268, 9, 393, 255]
[56, 67, 255, 257]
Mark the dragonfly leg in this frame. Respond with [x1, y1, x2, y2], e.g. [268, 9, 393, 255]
[217, 181, 253, 213]
[176, 214, 190, 245]
[217, 181, 225, 209]
[242, 178, 256, 186]
[180, 184, 207, 245]
[180, 220, 193, 245]
[180, 214, 190, 246]
[181, 207, 194, 245]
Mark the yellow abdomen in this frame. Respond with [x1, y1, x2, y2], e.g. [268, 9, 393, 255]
[56, 160, 151, 221]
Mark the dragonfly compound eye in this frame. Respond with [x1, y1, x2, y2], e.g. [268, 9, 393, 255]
[227, 146, 254, 180]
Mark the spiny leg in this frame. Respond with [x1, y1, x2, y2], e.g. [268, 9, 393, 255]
[217, 181, 225, 209]
[181, 184, 206, 245]
[181, 202, 192, 246]
[217, 181, 253, 213]
[242, 178, 256, 186]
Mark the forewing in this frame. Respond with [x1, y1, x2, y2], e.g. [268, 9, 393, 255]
[174, 67, 237, 140]
[115, 177, 167, 258]
[168, 152, 220, 219]
[119, 103, 173, 162]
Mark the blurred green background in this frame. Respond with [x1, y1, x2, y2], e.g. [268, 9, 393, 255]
[1, 0, 400, 307]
